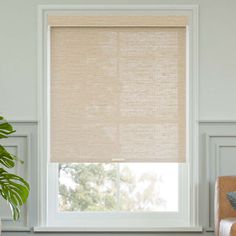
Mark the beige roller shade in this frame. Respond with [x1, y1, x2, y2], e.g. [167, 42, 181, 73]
[50, 16, 186, 163]
[48, 15, 188, 27]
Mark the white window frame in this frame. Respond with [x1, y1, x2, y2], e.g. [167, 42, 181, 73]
[37, 4, 199, 232]
[47, 163, 188, 228]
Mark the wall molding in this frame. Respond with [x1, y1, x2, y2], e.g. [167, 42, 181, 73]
[215, 143, 236, 176]
[2, 227, 31, 232]
[8, 120, 38, 123]
[0, 131, 32, 229]
[204, 132, 236, 230]
[199, 120, 236, 123]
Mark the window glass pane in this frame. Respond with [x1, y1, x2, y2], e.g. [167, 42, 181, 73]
[58, 163, 117, 211]
[119, 163, 178, 211]
[58, 163, 178, 212]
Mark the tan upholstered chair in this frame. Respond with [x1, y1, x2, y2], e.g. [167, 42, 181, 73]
[215, 176, 236, 236]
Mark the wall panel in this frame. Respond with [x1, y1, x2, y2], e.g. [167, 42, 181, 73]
[199, 122, 236, 231]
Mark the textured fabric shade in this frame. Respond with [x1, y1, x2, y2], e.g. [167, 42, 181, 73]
[50, 16, 186, 163]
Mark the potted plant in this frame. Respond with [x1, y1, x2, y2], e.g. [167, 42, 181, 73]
[0, 116, 30, 222]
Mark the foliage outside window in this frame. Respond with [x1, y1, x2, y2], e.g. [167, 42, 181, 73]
[58, 163, 178, 212]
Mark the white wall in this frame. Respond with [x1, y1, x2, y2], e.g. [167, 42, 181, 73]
[1, 0, 236, 235]
[1, 0, 236, 121]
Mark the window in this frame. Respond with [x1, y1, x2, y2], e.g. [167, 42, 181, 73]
[38, 6, 199, 231]
[58, 163, 179, 212]
[47, 162, 188, 228]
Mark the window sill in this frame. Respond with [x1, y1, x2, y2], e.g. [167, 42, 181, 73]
[33, 226, 203, 233]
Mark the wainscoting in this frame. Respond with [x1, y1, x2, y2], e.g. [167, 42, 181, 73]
[199, 121, 236, 232]
[1, 120, 236, 236]
[0, 122, 37, 231]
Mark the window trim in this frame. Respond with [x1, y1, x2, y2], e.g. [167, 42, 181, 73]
[37, 4, 199, 230]
[47, 163, 188, 227]
[33, 226, 203, 233]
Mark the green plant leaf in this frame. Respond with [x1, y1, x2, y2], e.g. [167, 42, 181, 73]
[0, 145, 15, 168]
[8, 201, 20, 221]
[0, 168, 30, 220]
[0, 119, 15, 139]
